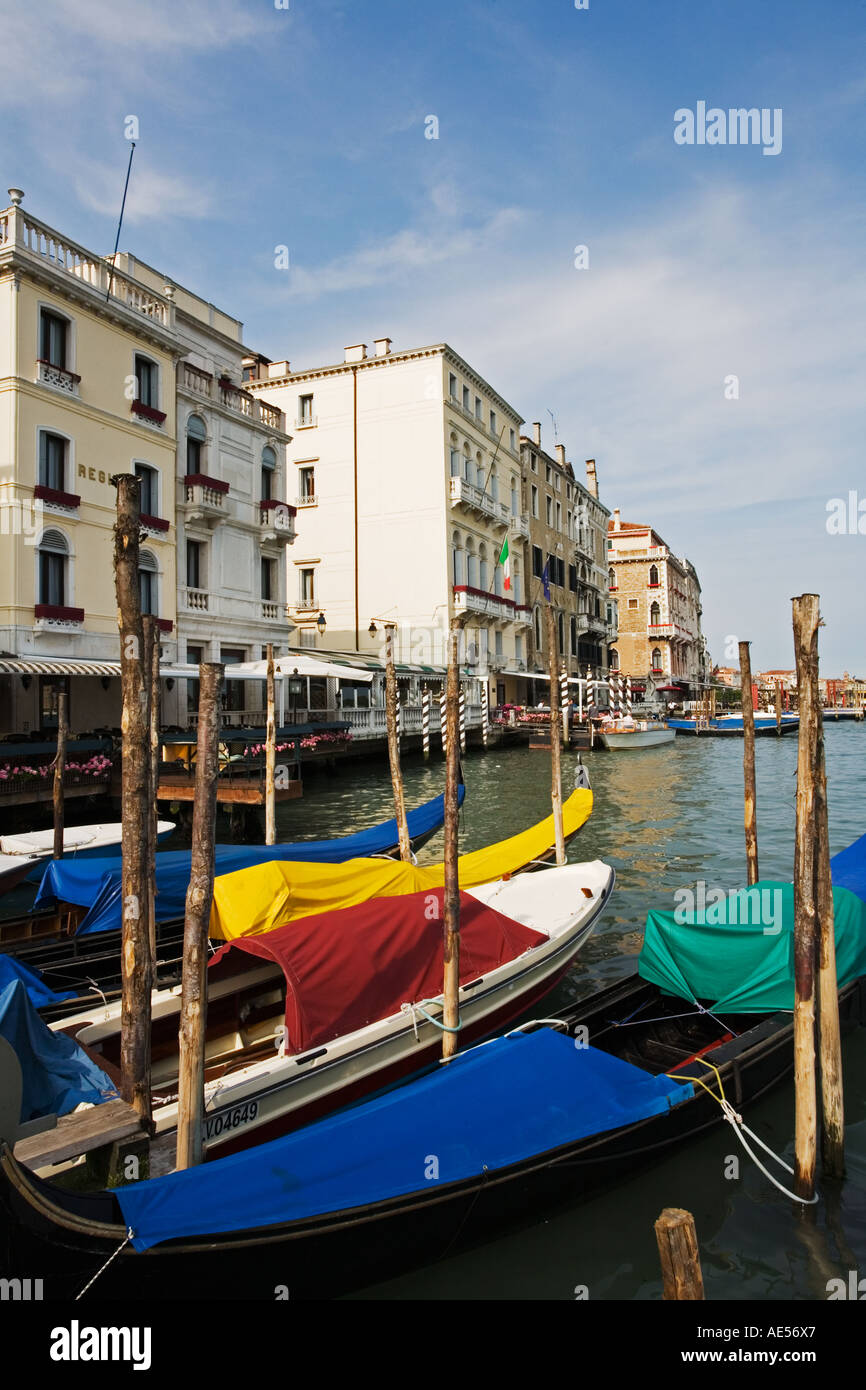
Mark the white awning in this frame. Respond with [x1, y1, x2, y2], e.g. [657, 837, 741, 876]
[0, 658, 121, 678]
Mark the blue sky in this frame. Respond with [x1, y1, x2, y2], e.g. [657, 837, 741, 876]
[4, 0, 865, 672]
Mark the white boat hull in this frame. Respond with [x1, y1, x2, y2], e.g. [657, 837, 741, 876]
[0, 821, 175, 897]
[603, 728, 676, 749]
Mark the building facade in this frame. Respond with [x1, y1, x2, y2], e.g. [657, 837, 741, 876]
[246, 339, 531, 704]
[520, 426, 615, 693]
[607, 509, 709, 696]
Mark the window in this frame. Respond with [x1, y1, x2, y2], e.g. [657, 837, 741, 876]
[187, 414, 206, 473]
[509, 428, 516, 451]
[489, 466, 498, 502]
[532, 545, 544, 579]
[546, 496, 552, 525]
[39, 432, 67, 491]
[558, 611, 565, 653]
[261, 556, 275, 602]
[530, 453, 537, 473]
[531, 484, 539, 518]
[475, 396, 482, 420]
[649, 564, 659, 587]
[139, 549, 158, 615]
[511, 477, 518, 516]
[261, 446, 276, 501]
[494, 629, 503, 657]
[570, 615, 578, 655]
[556, 501, 562, 531]
[515, 635, 523, 661]
[628, 598, 638, 610]
[298, 465, 315, 501]
[545, 464, 552, 483]
[513, 560, 522, 605]
[186, 540, 202, 590]
[478, 544, 489, 591]
[135, 463, 158, 516]
[449, 373, 458, 400]
[298, 394, 314, 425]
[300, 567, 316, 605]
[186, 644, 203, 713]
[462, 386, 470, 411]
[650, 601, 661, 625]
[610, 649, 620, 671]
[38, 529, 68, 606]
[450, 449, 461, 478]
[568, 564, 578, 593]
[534, 606, 542, 649]
[489, 410, 497, 435]
[134, 355, 158, 409]
[451, 531, 463, 585]
[40, 310, 68, 368]
[652, 648, 662, 671]
[609, 567, 617, 590]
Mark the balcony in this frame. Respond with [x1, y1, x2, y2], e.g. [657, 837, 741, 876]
[452, 585, 518, 623]
[508, 514, 530, 541]
[182, 588, 209, 612]
[512, 604, 531, 627]
[180, 363, 285, 430]
[36, 359, 80, 396]
[140, 512, 170, 536]
[292, 599, 319, 616]
[260, 499, 296, 544]
[487, 652, 508, 671]
[33, 484, 80, 513]
[34, 604, 84, 631]
[647, 622, 675, 639]
[131, 399, 166, 428]
[183, 473, 229, 527]
[449, 477, 509, 527]
[296, 494, 318, 508]
[261, 601, 283, 622]
[295, 415, 316, 429]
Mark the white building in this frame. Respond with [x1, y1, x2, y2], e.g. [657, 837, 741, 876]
[245, 339, 531, 704]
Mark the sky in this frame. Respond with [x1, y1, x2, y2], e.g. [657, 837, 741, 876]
[4, 0, 865, 673]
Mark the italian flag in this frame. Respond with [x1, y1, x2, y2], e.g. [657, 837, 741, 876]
[497, 535, 511, 591]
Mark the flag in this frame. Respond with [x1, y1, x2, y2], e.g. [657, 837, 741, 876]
[542, 559, 551, 601]
[497, 535, 511, 591]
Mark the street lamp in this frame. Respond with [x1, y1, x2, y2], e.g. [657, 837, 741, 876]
[316, 612, 326, 636]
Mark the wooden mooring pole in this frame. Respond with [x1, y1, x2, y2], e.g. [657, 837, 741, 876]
[738, 641, 759, 885]
[176, 662, 223, 1171]
[143, 616, 160, 963]
[792, 594, 820, 1201]
[545, 605, 566, 865]
[384, 624, 412, 862]
[113, 474, 153, 1128]
[655, 1208, 705, 1300]
[442, 617, 463, 1062]
[52, 690, 68, 860]
[815, 646, 845, 1177]
[775, 679, 783, 735]
[265, 643, 276, 847]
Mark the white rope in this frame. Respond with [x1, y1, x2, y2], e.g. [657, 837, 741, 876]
[75, 1227, 135, 1300]
[720, 1099, 819, 1205]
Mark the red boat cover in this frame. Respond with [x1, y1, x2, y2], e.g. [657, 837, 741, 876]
[208, 888, 546, 1054]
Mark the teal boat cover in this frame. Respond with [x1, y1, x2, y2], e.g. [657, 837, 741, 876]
[639, 880, 866, 1013]
[115, 1029, 690, 1251]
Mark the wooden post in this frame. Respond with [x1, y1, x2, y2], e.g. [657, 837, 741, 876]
[265, 643, 276, 846]
[442, 617, 463, 1061]
[775, 679, 783, 735]
[52, 690, 68, 859]
[738, 641, 759, 886]
[545, 605, 566, 865]
[792, 594, 820, 1201]
[176, 662, 223, 1171]
[143, 617, 160, 963]
[384, 625, 412, 862]
[654, 1208, 705, 1300]
[815, 673, 845, 1177]
[113, 474, 153, 1128]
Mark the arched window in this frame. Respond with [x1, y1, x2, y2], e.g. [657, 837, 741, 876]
[261, 444, 276, 501]
[187, 414, 207, 473]
[652, 648, 662, 671]
[451, 530, 464, 586]
[476, 453, 484, 489]
[463, 445, 472, 482]
[478, 542, 489, 592]
[139, 549, 159, 616]
[38, 528, 69, 607]
[466, 539, 478, 588]
[649, 564, 659, 587]
[511, 476, 518, 516]
[135, 462, 158, 517]
[534, 605, 543, 651]
[493, 562, 503, 597]
[512, 558, 521, 605]
[650, 601, 660, 626]
[489, 466, 498, 502]
[38, 430, 69, 492]
[608, 567, 616, 589]
[610, 649, 620, 671]
[558, 610, 565, 654]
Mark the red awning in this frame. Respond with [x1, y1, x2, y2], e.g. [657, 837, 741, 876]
[208, 888, 545, 1054]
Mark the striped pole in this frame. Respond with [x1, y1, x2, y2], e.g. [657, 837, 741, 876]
[395, 693, 401, 743]
[439, 691, 447, 754]
[458, 688, 466, 753]
[421, 688, 431, 759]
[626, 676, 632, 717]
[560, 666, 569, 745]
[481, 684, 489, 747]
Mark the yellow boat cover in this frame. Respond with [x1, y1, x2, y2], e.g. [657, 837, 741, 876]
[209, 787, 593, 940]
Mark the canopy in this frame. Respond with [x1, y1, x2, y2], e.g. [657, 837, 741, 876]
[34, 788, 463, 936]
[638, 880, 866, 1013]
[0, 955, 76, 1011]
[208, 787, 593, 940]
[0, 979, 117, 1121]
[830, 832, 866, 905]
[115, 1028, 690, 1251]
[209, 887, 545, 1054]
[228, 655, 374, 683]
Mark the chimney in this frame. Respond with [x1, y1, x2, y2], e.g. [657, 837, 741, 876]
[555, 444, 566, 470]
[585, 458, 598, 498]
[344, 344, 367, 363]
[373, 337, 392, 357]
[532, 422, 541, 446]
[267, 360, 290, 378]
[613, 507, 621, 531]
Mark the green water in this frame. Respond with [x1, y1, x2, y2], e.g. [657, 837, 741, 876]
[288, 725, 864, 1302]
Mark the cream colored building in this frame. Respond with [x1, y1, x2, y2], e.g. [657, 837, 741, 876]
[246, 339, 531, 704]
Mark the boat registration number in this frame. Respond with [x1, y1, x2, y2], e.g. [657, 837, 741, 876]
[204, 1100, 259, 1141]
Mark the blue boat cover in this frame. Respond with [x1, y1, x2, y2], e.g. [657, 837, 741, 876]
[115, 1029, 691, 1251]
[831, 833, 866, 905]
[0, 955, 77, 1010]
[0, 979, 117, 1121]
[33, 787, 463, 936]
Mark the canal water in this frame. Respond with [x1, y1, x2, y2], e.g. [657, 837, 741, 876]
[279, 724, 865, 1302]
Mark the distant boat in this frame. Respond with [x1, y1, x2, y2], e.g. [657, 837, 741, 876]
[0, 822, 176, 898]
[667, 714, 799, 737]
[602, 723, 676, 749]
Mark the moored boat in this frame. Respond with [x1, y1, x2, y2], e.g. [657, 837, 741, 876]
[667, 713, 799, 737]
[602, 722, 676, 749]
[0, 821, 176, 898]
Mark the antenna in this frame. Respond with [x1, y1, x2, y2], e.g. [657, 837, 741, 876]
[547, 408, 559, 444]
[105, 141, 136, 303]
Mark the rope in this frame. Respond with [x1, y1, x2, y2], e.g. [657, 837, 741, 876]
[400, 1000, 462, 1038]
[75, 1227, 135, 1300]
[666, 1058, 818, 1206]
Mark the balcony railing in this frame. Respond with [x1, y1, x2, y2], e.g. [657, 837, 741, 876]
[293, 599, 318, 614]
[36, 359, 80, 395]
[449, 477, 509, 527]
[452, 585, 521, 623]
[182, 588, 209, 612]
[131, 399, 166, 427]
[295, 415, 316, 429]
[180, 362, 285, 429]
[647, 622, 675, 639]
[33, 484, 80, 512]
[34, 604, 84, 628]
[140, 512, 170, 534]
[183, 474, 228, 526]
[296, 494, 318, 507]
[508, 514, 530, 541]
[260, 499, 296, 543]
